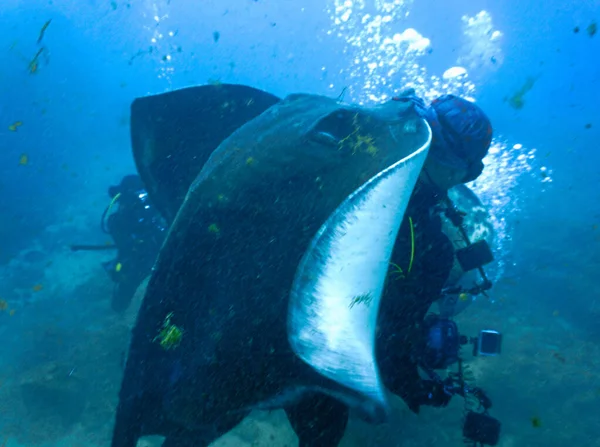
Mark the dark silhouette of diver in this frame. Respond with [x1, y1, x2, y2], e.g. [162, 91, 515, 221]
[101, 175, 167, 312]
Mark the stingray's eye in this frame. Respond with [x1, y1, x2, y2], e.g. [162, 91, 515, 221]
[309, 109, 359, 146]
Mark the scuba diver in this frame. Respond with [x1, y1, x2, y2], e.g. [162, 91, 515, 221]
[376, 92, 501, 445]
[100, 174, 167, 312]
[289, 93, 502, 447]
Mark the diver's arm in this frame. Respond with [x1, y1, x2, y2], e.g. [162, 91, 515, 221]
[377, 292, 429, 413]
[408, 229, 456, 410]
[386, 352, 425, 413]
[383, 230, 455, 413]
[378, 205, 455, 412]
[387, 297, 453, 412]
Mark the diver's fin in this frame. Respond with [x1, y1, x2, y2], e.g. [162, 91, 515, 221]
[130, 84, 281, 223]
[288, 118, 432, 423]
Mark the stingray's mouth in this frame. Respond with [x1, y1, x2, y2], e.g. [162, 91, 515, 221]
[287, 123, 432, 423]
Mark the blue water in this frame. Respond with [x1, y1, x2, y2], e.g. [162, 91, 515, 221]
[1, 0, 599, 446]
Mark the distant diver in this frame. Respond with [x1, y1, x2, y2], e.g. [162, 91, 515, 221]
[112, 84, 502, 447]
[100, 174, 167, 312]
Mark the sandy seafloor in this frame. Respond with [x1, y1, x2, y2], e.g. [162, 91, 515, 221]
[0, 206, 599, 447]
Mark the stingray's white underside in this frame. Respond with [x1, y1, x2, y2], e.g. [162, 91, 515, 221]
[288, 122, 432, 423]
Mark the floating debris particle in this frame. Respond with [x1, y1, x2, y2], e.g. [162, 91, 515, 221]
[349, 292, 373, 309]
[208, 223, 220, 234]
[8, 121, 23, 131]
[507, 76, 537, 110]
[531, 416, 542, 428]
[587, 21, 597, 37]
[0, 299, 8, 311]
[128, 47, 154, 65]
[19, 154, 29, 165]
[28, 47, 45, 74]
[573, 26, 580, 33]
[584, 123, 592, 129]
[154, 312, 183, 350]
[213, 31, 220, 43]
[37, 19, 52, 44]
[32, 284, 44, 292]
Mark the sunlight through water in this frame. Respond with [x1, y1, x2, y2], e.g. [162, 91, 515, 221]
[142, 1, 177, 88]
[326, 0, 553, 291]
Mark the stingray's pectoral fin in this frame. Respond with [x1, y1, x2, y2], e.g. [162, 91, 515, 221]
[111, 367, 169, 447]
[130, 84, 280, 224]
[288, 125, 431, 423]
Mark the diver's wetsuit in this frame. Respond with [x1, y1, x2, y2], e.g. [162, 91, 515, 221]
[376, 180, 455, 411]
[285, 180, 454, 447]
[103, 186, 167, 312]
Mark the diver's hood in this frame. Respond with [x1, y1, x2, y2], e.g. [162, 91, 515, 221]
[128, 84, 431, 423]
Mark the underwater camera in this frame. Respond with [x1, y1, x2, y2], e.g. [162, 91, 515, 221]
[419, 315, 502, 370]
[419, 315, 503, 446]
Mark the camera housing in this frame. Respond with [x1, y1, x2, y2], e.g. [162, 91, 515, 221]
[420, 317, 503, 369]
[420, 316, 461, 370]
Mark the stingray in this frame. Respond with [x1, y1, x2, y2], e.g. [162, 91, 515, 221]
[112, 84, 432, 447]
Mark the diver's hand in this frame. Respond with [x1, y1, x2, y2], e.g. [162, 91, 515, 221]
[391, 89, 427, 118]
[470, 386, 493, 410]
[396, 88, 417, 98]
[418, 380, 452, 408]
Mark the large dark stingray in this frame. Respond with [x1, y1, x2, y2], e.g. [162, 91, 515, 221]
[113, 85, 432, 447]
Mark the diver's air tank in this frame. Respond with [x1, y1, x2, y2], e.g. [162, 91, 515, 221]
[437, 184, 495, 317]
